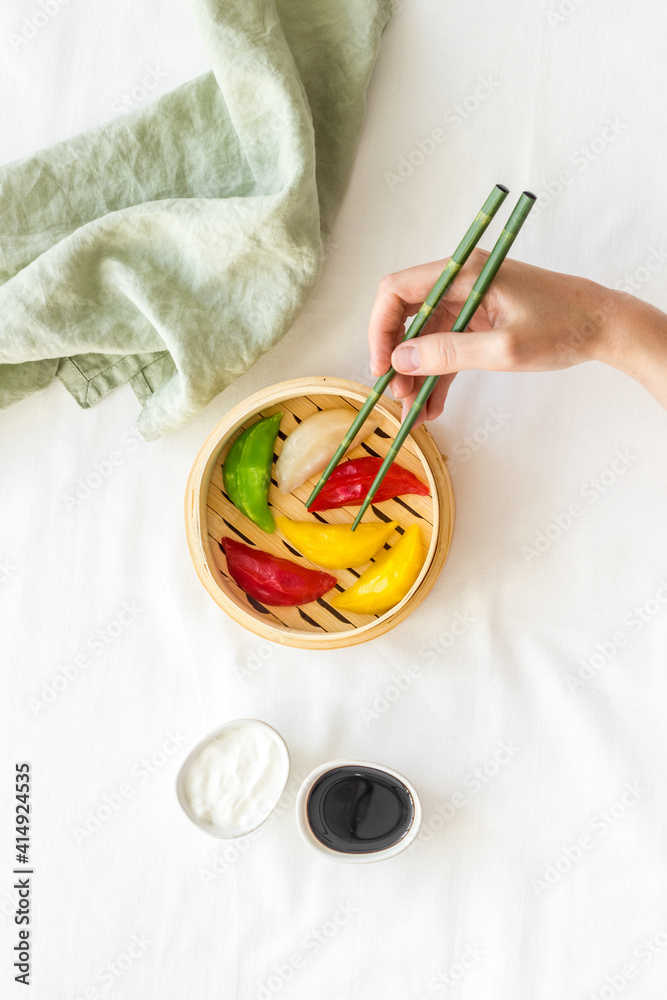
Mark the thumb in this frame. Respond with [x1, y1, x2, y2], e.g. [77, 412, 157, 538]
[391, 330, 510, 375]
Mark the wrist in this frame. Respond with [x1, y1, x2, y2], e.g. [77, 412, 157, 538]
[583, 284, 632, 366]
[592, 285, 667, 406]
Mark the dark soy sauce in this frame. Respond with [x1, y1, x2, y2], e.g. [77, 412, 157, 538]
[307, 766, 414, 854]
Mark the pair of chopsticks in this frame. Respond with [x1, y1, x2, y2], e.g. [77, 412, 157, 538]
[306, 184, 536, 528]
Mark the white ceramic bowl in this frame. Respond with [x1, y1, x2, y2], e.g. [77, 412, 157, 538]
[176, 719, 291, 839]
[295, 759, 422, 864]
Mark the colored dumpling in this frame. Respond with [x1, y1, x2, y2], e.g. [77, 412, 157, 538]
[331, 524, 424, 614]
[275, 515, 397, 569]
[275, 409, 375, 494]
[220, 538, 336, 606]
[223, 413, 282, 532]
[307, 457, 429, 511]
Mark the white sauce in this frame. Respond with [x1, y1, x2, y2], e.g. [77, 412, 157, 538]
[183, 724, 287, 837]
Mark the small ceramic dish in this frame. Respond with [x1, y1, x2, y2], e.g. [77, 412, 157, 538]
[295, 758, 423, 864]
[176, 719, 290, 839]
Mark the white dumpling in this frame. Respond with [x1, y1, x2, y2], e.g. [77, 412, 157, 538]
[275, 409, 376, 494]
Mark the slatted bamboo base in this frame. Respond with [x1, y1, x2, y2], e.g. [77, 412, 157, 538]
[185, 378, 455, 649]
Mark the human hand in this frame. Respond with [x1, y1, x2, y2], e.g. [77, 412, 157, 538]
[367, 249, 665, 423]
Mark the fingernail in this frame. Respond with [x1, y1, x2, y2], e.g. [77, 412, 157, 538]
[389, 378, 405, 400]
[393, 345, 420, 373]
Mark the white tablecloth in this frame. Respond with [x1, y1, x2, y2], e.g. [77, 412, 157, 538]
[3, 1, 667, 997]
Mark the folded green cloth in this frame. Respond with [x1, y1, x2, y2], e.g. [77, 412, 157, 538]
[0, 0, 391, 439]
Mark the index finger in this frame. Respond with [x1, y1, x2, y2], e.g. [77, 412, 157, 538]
[367, 259, 450, 378]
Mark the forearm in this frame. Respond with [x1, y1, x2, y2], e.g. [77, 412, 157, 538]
[595, 289, 667, 410]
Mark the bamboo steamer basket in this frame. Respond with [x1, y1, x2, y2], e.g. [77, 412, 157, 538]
[185, 377, 454, 649]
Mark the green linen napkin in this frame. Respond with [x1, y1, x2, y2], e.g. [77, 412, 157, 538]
[0, 0, 391, 439]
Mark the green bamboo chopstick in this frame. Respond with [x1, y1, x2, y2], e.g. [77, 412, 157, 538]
[350, 190, 537, 530]
[305, 183, 510, 510]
